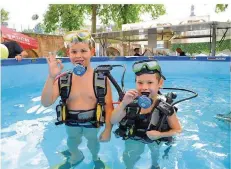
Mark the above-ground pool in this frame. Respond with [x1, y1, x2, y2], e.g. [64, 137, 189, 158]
[1, 57, 230, 169]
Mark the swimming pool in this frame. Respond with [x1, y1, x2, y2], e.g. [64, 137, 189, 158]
[1, 57, 230, 169]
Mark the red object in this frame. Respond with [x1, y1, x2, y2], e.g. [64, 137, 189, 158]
[1, 26, 38, 49]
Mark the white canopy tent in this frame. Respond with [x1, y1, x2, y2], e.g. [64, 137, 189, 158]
[92, 21, 230, 56]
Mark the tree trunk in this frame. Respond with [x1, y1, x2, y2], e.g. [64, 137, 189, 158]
[122, 5, 128, 24]
[91, 5, 97, 33]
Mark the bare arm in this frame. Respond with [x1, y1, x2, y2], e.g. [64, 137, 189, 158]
[111, 102, 126, 124]
[104, 79, 114, 130]
[147, 111, 182, 140]
[98, 79, 114, 142]
[41, 54, 63, 107]
[21, 51, 28, 57]
[141, 49, 148, 56]
[41, 77, 60, 107]
[111, 89, 138, 124]
[15, 51, 28, 61]
[159, 112, 182, 137]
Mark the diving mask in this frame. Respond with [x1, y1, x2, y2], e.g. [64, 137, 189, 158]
[132, 60, 166, 80]
[63, 30, 95, 49]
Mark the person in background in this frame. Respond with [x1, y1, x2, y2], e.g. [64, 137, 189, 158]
[176, 48, 186, 56]
[1, 38, 28, 61]
[134, 48, 147, 56]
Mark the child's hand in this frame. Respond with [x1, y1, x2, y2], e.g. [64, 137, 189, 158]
[15, 55, 22, 61]
[121, 89, 139, 107]
[99, 129, 111, 142]
[46, 53, 64, 79]
[146, 130, 162, 140]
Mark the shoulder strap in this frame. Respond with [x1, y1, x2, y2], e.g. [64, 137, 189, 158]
[93, 70, 107, 106]
[58, 72, 72, 103]
[148, 108, 161, 129]
[93, 69, 108, 126]
[148, 94, 171, 131]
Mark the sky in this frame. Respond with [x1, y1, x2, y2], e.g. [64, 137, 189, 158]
[1, 2, 231, 32]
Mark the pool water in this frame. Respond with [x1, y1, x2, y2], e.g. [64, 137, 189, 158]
[1, 60, 230, 169]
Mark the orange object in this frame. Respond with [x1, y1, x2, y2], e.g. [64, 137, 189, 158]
[113, 101, 121, 105]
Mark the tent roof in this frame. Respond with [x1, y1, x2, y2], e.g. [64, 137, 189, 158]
[92, 21, 231, 42]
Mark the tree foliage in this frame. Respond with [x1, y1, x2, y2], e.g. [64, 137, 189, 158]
[43, 4, 166, 33]
[215, 4, 228, 13]
[171, 39, 231, 55]
[43, 5, 86, 33]
[1, 8, 9, 23]
[109, 4, 166, 28]
[33, 23, 46, 34]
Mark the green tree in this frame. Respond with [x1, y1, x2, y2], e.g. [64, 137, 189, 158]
[22, 28, 34, 33]
[43, 5, 85, 33]
[171, 39, 231, 55]
[1, 8, 9, 23]
[43, 4, 166, 33]
[108, 5, 166, 28]
[215, 4, 228, 13]
[33, 23, 46, 34]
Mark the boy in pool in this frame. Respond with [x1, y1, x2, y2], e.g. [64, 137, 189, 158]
[41, 30, 114, 168]
[111, 59, 182, 169]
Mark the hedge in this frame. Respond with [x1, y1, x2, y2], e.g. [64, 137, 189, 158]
[171, 39, 231, 55]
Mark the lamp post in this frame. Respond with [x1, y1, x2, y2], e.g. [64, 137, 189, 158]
[190, 5, 195, 16]
[32, 14, 39, 33]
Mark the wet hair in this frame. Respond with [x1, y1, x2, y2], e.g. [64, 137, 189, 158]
[176, 48, 182, 52]
[134, 48, 140, 52]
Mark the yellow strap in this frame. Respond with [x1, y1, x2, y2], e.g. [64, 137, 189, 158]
[62, 105, 66, 121]
[96, 104, 101, 122]
[96, 84, 106, 89]
[129, 127, 134, 135]
[61, 84, 70, 88]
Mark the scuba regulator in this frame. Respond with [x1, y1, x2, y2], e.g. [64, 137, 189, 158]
[73, 63, 87, 76]
[125, 88, 198, 121]
[137, 92, 153, 109]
